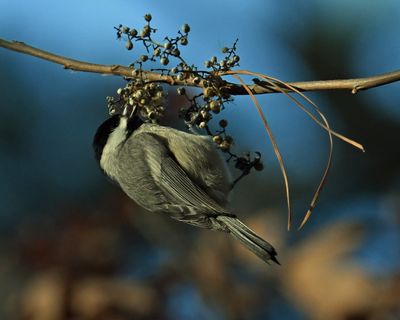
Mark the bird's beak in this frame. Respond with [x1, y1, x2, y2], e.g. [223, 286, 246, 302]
[122, 104, 138, 118]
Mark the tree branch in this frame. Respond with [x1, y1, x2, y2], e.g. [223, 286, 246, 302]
[1, 38, 399, 95]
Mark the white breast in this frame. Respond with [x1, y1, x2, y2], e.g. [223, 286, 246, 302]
[100, 117, 128, 179]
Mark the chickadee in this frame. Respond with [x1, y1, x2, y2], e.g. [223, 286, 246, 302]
[93, 107, 279, 264]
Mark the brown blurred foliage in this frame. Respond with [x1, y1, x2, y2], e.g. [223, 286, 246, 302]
[2, 193, 397, 320]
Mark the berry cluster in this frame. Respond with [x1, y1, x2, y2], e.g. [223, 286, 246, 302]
[107, 79, 166, 121]
[115, 14, 190, 70]
[109, 14, 263, 185]
[204, 40, 240, 71]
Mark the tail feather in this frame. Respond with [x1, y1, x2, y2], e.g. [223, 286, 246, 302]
[217, 216, 280, 265]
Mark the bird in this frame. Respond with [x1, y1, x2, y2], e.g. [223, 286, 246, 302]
[93, 107, 279, 264]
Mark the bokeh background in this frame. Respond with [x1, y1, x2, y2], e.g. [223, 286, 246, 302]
[1, 1, 400, 319]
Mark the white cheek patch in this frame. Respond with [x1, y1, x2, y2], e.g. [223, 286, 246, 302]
[100, 117, 128, 176]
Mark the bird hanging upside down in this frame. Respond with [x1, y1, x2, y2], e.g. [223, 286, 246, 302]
[93, 106, 279, 265]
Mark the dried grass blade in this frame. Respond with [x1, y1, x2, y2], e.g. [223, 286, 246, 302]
[231, 73, 292, 230]
[225, 70, 335, 228]
[224, 70, 364, 152]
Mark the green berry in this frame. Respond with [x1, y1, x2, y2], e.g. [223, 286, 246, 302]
[140, 55, 148, 62]
[172, 48, 181, 56]
[221, 47, 229, 53]
[144, 14, 152, 22]
[213, 135, 223, 144]
[219, 140, 231, 152]
[179, 37, 188, 46]
[129, 29, 138, 37]
[210, 100, 220, 113]
[164, 41, 172, 50]
[125, 39, 133, 50]
[160, 57, 169, 65]
[141, 26, 151, 37]
[210, 56, 217, 63]
[182, 24, 190, 33]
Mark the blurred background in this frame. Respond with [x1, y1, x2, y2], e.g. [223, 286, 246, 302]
[1, 1, 399, 319]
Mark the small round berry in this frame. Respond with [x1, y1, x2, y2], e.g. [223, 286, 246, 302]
[213, 135, 223, 144]
[144, 14, 152, 22]
[179, 37, 188, 46]
[233, 55, 240, 63]
[204, 60, 212, 68]
[219, 119, 228, 128]
[254, 161, 264, 171]
[171, 67, 178, 74]
[177, 87, 186, 95]
[160, 57, 169, 65]
[199, 121, 207, 128]
[117, 88, 123, 95]
[164, 41, 172, 50]
[210, 56, 217, 63]
[140, 55, 148, 62]
[129, 28, 138, 37]
[219, 60, 227, 68]
[121, 26, 129, 34]
[141, 26, 151, 37]
[182, 24, 190, 33]
[172, 48, 181, 56]
[219, 140, 231, 151]
[153, 48, 161, 56]
[221, 47, 229, 53]
[210, 100, 220, 113]
[125, 39, 133, 50]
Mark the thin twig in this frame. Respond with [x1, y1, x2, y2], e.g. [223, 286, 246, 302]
[1, 38, 399, 95]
